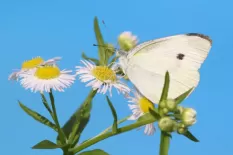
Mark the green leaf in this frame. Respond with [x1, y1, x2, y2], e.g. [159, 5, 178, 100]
[159, 71, 170, 103]
[94, 17, 107, 65]
[183, 131, 199, 142]
[62, 90, 97, 145]
[18, 101, 57, 132]
[78, 149, 109, 155]
[137, 113, 158, 122]
[81, 52, 100, 65]
[32, 140, 65, 149]
[175, 88, 194, 105]
[149, 108, 161, 119]
[106, 96, 118, 134]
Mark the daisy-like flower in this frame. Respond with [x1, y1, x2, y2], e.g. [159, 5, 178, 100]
[75, 60, 130, 96]
[118, 31, 138, 51]
[128, 90, 156, 135]
[19, 65, 75, 93]
[8, 56, 61, 81]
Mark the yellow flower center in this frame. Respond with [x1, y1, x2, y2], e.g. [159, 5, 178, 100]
[22, 57, 44, 69]
[91, 66, 116, 82]
[35, 66, 61, 79]
[139, 97, 154, 113]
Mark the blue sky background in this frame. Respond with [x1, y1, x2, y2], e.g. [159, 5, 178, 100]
[0, 0, 232, 155]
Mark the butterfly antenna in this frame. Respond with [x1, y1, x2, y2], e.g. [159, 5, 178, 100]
[102, 20, 107, 28]
[93, 44, 118, 51]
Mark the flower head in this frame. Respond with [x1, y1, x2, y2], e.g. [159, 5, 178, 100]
[76, 60, 130, 96]
[8, 56, 61, 81]
[127, 90, 156, 135]
[181, 108, 197, 126]
[118, 31, 138, 51]
[19, 65, 75, 93]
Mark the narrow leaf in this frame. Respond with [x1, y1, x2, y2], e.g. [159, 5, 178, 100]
[106, 96, 118, 133]
[18, 101, 57, 132]
[183, 131, 199, 142]
[175, 88, 194, 105]
[149, 108, 161, 119]
[78, 149, 109, 155]
[137, 113, 158, 122]
[32, 140, 65, 149]
[94, 17, 107, 65]
[61, 90, 97, 145]
[82, 52, 100, 65]
[159, 71, 170, 103]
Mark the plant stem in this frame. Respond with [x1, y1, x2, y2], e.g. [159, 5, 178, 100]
[70, 116, 157, 154]
[63, 151, 74, 155]
[49, 91, 67, 144]
[159, 131, 170, 155]
[98, 115, 130, 136]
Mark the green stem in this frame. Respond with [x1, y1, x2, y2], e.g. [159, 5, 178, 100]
[70, 116, 157, 154]
[98, 115, 130, 136]
[63, 150, 74, 155]
[49, 91, 67, 144]
[159, 131, 170, 155]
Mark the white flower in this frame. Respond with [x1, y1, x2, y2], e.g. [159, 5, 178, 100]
[181, 108, 197, 126]
[8, 56, 61, 81]
[19, 65, 75, 93]
[75, 60, 130, 96]
[118, 31, 138, 51]
[127, 90, 156, 135]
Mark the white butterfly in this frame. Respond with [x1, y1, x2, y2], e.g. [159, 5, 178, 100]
[118, 33, 212, 103]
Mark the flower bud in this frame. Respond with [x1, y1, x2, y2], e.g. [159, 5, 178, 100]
[177, 127, 187, 134]
[176, 106, 184, 114]
[166, 99, 176, 111]
[162, 108, 169, 114]
[118, 31, 138, 51]
[158, 117, 176, 132]
[159, 100, 166, 108]
[181, 108, 197, 126]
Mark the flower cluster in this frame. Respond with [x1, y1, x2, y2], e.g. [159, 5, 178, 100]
[9, 31, 198, 138]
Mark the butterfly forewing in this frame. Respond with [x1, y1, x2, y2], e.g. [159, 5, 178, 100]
[124, 33, 212, 103]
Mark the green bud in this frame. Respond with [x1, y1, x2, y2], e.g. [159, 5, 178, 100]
[181, 108, 197, 126]
[158, 117, 176, 132]
[162, 108, 169, 114]
[159, 100, 166, 108]
[118, 31, 138, 51]
[165, 99, 176, 111]
[177, 106, 184, 114]
[177, 127, 187, 134]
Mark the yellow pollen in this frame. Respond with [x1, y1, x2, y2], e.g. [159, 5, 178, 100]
[22, 57, 44, 69]
[91, 66, 116, 82]
[138, 97, 154, 113]
[35, 66, 61, 79]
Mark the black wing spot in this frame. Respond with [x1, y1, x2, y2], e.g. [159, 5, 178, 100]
[177, 53, 185, 60]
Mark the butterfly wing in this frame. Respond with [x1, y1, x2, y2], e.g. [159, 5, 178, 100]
[125, 33, 212, 103]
